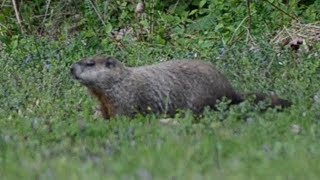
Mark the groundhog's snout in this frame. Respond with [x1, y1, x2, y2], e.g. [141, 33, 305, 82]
[70, 63, 82, 80]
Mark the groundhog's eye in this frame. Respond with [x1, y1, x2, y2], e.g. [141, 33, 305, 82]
[85, 60, 95, 67]
[105, 60, 115, 68]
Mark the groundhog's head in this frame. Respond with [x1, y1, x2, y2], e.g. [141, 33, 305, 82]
[71, 56, 128, 88]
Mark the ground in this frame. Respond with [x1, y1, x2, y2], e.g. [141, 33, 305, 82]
[1, 1, 320, 178]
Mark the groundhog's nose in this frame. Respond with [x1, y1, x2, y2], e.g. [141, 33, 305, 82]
[70, 63, 81, 79]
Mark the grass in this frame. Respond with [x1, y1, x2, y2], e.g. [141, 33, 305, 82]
[1, 34, 320, 180]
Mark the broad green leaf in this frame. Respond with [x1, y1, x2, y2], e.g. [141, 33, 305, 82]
[199, 0, 207, 8]
[189, 9, 198, 16]
[105, 23, 113, 34]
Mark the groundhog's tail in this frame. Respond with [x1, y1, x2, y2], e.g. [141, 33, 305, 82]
[232, 92, 292, 109]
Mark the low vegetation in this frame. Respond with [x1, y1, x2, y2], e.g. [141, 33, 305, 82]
[1, 0, 320, 179]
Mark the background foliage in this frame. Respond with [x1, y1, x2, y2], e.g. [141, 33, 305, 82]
[1, 0, 320, 179]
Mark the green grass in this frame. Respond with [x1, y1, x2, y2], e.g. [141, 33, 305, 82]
[1, 35, 320, 180]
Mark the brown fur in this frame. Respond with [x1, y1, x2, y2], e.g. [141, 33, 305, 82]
[89, 89, 116, 119]
[71, 55, 291, 119]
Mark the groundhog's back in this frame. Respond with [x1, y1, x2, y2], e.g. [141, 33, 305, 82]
[127, 60, 238, 115]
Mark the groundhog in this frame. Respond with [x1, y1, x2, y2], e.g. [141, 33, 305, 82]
[70, 55, 291, 119]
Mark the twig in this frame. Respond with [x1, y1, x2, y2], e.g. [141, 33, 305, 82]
[149, 0, 154, 36]
[1, 0, 8, 8]
[40, 0, 51, 35]
[228, 10, 257, 45]
[228, 16, 248, 45]
[246, 0, 252, 34]
[284, 26, 294, 38]
[304, 24, 320, 30]
[11, 0, 24, 33]
[270, 28, 284, 43]
[0, 22, 8, 29]
[88, 0, 106, 27]
[42, 0, 51, 24]
[262, 0, 300, 22]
